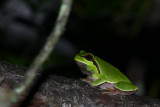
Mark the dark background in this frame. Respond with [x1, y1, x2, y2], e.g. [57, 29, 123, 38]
[0, 0, 160, 98]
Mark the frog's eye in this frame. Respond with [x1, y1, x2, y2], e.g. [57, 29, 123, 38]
[84, 54, 101, 74]
[84, 54, 93, 61]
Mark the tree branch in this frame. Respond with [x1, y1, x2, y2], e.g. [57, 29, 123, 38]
[0, 61, 160, 107]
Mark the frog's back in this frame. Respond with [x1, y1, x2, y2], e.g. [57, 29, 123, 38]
[94, 56, 131, 83]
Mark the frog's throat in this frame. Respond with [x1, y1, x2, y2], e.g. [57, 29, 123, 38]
[76, 61, 93, 76]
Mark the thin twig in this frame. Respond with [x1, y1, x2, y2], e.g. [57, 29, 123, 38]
[1, 0, 73, 106]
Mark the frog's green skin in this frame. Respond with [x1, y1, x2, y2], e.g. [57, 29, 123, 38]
[74, 50, 138, 95]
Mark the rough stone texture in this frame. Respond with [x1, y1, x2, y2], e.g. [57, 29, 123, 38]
[0, 61, 160, 107]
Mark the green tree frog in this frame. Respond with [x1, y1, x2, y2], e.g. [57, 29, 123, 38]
[74, 50, 138, 95]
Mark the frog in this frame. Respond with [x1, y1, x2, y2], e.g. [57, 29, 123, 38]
[74, 50, 138, 95]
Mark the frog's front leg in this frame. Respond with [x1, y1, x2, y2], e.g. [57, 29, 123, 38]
[92, 78, 106, 86]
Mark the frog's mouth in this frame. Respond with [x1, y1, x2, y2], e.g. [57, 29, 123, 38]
[75, 61, 93, 76]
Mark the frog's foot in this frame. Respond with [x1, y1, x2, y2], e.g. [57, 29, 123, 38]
[99, 82, 115, 90]
[101, 88, 137, 95]
[100, 87, 118, 95]
[100, 90, 119, 95]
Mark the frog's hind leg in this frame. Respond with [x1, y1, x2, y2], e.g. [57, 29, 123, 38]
[114, 81, 138, 91]
[100, 82, 138, 95]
